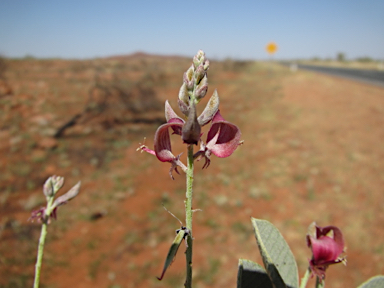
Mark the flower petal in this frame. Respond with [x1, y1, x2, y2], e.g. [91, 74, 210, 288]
[306, 223, 346, 280]
[316, 225, 344, 257]
[206, 110, 241, 158]
[310, 235, 342, 265]
[29, 207, 46, 222]
[154, 118, 184, 162]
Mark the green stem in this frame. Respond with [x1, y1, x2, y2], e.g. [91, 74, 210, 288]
[184, 144, 194, 288]
[33, 220, 48, 288]
[299, 267, 312, 288]
[316, 276, 325, 288]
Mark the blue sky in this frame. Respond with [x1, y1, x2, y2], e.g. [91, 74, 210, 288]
[1, 0, 383, 60]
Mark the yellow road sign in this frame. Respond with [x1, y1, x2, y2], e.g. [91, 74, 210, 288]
[266, 42, 278, 55]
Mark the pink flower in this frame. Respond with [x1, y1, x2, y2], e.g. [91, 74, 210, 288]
[306, 222, 346, 280]
[138, 95, 242, 178]
[194, 110, 242, 168]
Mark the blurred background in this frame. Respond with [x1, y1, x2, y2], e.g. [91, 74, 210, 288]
[1, 0, 384, 60]
[0, 1, 383, 287]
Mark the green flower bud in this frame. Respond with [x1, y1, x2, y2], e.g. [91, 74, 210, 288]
[195, 74, 208, 101]
[43, 175, 64, 199]
[194, 64, 206, 85]
[52, 176, 64, 193]
[178, 83, 189, 106]
[193, 50, 206, 69]
[43, 177, 54, 198]
[183, 65, 194, 89]
[203, 59, 210, 71]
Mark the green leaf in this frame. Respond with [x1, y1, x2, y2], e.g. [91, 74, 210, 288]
[251, 218, 299, 288]
[357, 275, 384, 288]
[157, 228, 187, 281]
[237, 259, 273, 288]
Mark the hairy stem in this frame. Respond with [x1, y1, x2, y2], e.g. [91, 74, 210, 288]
[33, 220, 48, 288]
[184, 144, 194, 288]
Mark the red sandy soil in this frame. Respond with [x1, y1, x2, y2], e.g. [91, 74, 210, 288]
[0, 56, 383, 288]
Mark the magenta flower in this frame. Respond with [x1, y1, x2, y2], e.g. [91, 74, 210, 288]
[194, 110, 242, 169]
[306, 222, 346, 280]
[138, 91, 242, 179]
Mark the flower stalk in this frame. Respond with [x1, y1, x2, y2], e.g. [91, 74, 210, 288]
[299, 267, 311, 288]
[138, 50, 242, 286]
[184, 144, 194, 287]
[30, 176, 80, 288]
[33, 216, 48, 288]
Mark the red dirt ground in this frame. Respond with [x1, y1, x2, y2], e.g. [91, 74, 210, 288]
[0, 56, 383, 288]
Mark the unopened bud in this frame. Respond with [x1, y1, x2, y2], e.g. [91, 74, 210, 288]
[43, 175, 64, 198]
[52, 176, 64, 192]
[183, 65, 194, 89]
[196, 85, 208, 102]
[195, 74, 208, 101]
[194, 64, 206, 85]
[193, 50, 206, 68]
[178, 83, 190, 106]
[203, 59, 210, 71]
[43, 177, 54, 198]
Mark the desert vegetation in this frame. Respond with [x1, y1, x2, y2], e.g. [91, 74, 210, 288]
[0, 51, 383, 287]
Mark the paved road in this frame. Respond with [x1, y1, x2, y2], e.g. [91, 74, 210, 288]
[283, 63, 384, 88]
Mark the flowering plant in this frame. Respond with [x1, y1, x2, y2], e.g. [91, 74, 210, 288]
[138, 50, 242, 287]
[30, 176, 80, 288]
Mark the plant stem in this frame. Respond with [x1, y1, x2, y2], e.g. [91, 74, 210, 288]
[316, 276, 325, 288]
[184, 144, 194, 288]
[299, 267, 312, 288]
[33, 220, 48, 288]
